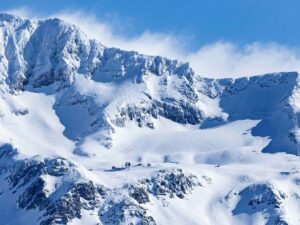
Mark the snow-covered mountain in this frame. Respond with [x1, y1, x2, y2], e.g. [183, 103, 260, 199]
[1, 13, 300, 225]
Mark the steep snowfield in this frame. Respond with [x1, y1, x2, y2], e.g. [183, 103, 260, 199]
[0, 90, 74, 157]
[1, 13, 300, 225]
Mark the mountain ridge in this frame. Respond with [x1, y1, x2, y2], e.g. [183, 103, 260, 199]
[1, 13, 300, 225]
[1, 13, 299, 155]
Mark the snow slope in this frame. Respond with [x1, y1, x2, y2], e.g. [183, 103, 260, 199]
[0, 13, 300, 225]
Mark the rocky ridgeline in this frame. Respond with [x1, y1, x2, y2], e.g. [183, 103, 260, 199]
[127, 168, 201, 204]
[1, 13, 300, 154]
[0, 144, 105, 224]
[232, 183, 288, 225]
[0, 13, 203, 146]
[0, 13, 196, 97]
[100, 198, 156, 225]
[0, 144, 202, 225]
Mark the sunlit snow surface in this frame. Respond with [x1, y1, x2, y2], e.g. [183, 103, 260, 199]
[1, 13, 300, 225]
[1, 87, 300, 225]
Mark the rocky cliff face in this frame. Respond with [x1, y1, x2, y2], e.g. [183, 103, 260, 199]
[0, 144, 201, 225]
[1, 13, 299, 155]
[0, 13, 208, 149]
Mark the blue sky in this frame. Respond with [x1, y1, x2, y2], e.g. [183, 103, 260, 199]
[2, 0, 300, 49]
[2, 0, 300, 77]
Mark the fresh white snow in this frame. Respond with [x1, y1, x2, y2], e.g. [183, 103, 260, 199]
[0, 13, 300, 225]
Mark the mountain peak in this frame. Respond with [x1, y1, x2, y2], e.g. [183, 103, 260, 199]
[0, 12, 23, 22]
[0, 14, 198, 91]
[0, 12, 68, 25]
[1, 12, 300, 225]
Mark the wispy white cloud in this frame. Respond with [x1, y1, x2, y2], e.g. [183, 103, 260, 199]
[6, 8, 300, 78]
[186, 42, 300, 77]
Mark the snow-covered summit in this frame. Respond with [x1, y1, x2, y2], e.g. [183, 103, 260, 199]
[0, 13, 194, 90]
[1, 13, 300, 156]
[0, 13, 100, 89]
[1, 13, 300, 225]
[2, 13, 300, 156]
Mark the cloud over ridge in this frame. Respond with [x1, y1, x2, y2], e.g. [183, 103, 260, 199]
[7, 8, 300, 78]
